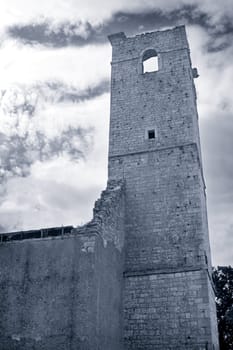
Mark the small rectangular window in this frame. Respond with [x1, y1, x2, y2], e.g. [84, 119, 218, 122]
[148, 130, 155, 139]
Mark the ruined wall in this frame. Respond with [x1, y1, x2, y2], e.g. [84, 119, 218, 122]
[0, 180, 125, 350]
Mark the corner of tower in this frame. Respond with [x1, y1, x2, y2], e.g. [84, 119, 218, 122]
[108, 32, 126, 45]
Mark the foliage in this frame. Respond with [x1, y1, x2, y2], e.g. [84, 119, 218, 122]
[213, 266, 233, 350]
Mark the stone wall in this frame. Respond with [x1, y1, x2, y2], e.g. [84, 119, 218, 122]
[0, 180, 125, 350]
[108, 26, 201, 159]
[110, 144, 207, 273]
[124, 270, 216, 350]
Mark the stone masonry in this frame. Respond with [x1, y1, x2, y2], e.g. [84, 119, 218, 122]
[108, 26, 219, 349]
[0, 180, 125, 350]
[0, 26, 219, 349]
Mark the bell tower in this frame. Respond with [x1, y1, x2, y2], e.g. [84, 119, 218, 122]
[108, 26, 219, 349]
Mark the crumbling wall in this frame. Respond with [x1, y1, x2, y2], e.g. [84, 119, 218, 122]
[0, 180, 125, 350]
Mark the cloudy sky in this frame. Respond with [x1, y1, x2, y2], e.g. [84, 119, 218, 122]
[0, 0, 232, 266]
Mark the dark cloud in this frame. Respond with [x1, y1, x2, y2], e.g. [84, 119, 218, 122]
[6, 6, 233, 53]
[6, 11, 183, 47]
[36, 79, 110, 104]
[7, 20, 106, 47]
[5, 7, 200, 47]
[54, 80, 110, 103]
[110, 9, 233, 53]
[0, 126, 93, 180]
[110, 6, 212, 35]
[205, 27, 233, 52]
[0, 79, 110, 118]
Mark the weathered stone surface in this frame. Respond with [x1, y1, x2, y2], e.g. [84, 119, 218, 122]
[108, 26, 219, 349]
[0, 181, 125, 350]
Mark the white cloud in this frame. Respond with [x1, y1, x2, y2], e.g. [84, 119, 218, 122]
[0, 93, 109, 231]
[0, 40, 110, 89]
[187, 25, 233, 117]
[185, 26, 233, 265]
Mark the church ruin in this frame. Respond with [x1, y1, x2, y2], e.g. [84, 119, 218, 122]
[0, 26, 219, 349]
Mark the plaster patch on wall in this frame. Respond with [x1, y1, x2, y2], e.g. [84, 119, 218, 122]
[103, 238, 107, 248]
[80, 236, 96, 253]
[11, 335, 21, 341]
[35, 336, 42, 342]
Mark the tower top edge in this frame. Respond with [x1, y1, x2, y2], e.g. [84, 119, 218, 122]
[108, 25, 186, 46]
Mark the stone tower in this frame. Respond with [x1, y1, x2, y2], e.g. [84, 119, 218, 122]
[108, 26, 219, 349]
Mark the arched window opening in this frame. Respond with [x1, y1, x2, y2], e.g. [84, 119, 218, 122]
[142, 49, 158, 74]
